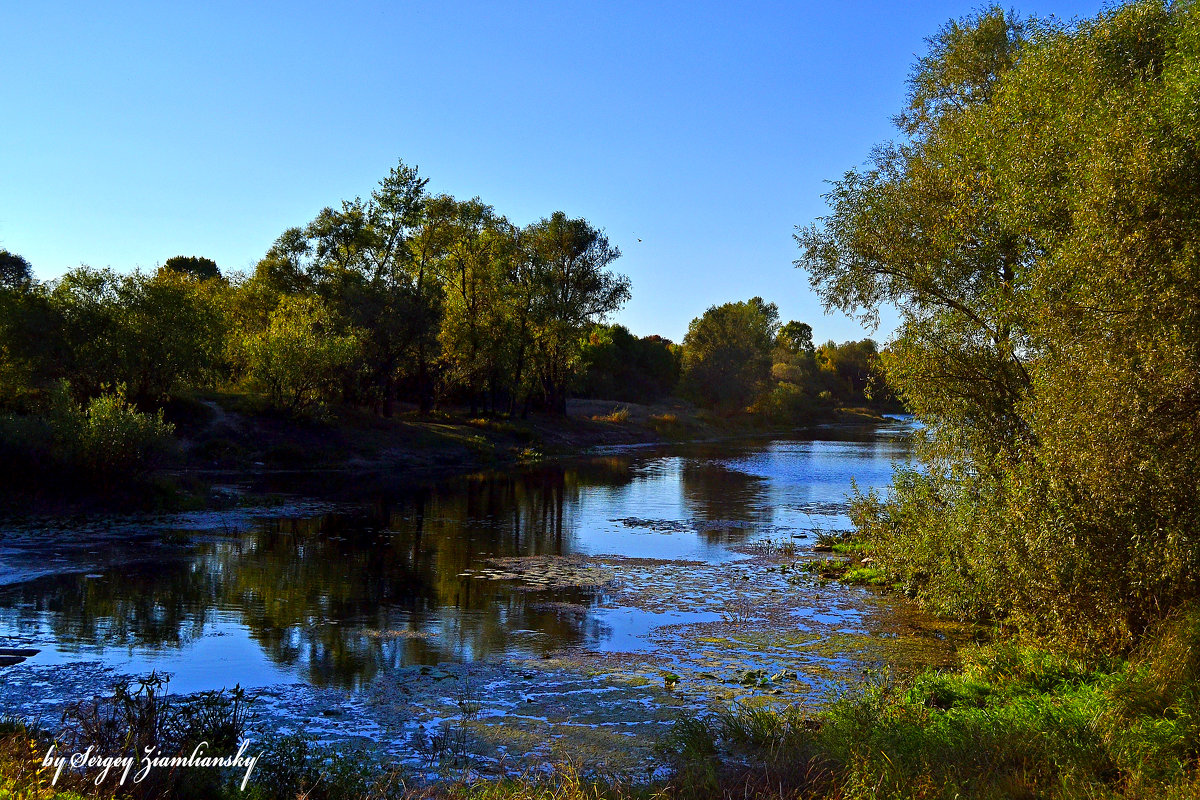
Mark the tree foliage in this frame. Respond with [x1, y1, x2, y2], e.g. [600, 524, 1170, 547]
[0, 249, 33, 290]
[243, 295, 359, 414]
[797, 0, 1200, 647]
[162, 255, 222, 282]
[680, 297, 779, 411]
[576, 324, 680, 403]
[522, 212, 631, 413]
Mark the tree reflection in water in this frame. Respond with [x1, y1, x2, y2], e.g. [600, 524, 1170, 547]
[0, 445, 838, 688]
[0, 456, 686, 687]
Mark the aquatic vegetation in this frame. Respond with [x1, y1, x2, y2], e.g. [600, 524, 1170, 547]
[745, 537, 797, 558]
[459, 556, 615, 591]
[241, 733, 409, 800]
[610, 518, 694, 533]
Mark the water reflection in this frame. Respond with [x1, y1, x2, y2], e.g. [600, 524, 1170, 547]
[0, 424, 913, 690]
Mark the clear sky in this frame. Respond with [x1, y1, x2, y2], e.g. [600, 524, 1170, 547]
[2, 0, 1101, 344]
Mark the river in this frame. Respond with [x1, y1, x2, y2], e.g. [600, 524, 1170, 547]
[0, 416, 959, 778]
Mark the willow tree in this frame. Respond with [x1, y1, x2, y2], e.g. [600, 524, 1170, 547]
[434, 198, 513, 414]
[798, 1, 1200, 647]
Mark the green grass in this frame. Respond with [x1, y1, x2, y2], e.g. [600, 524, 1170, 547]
[799, 558, 886, 586]
[657, 611, 1200, 799]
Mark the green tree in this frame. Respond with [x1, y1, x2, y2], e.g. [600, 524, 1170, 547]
[577, 324, 680, 403]
[776, 321, 814, 356]
[162, 255, 222, 282]
[244, 295, 359, 414]
[0, 250, 33, 290]
[434, 198, 512, 413]
[816, 338, 879, 397]
[680, 297, 779, 411]
[0, 251, 57, 405]
[797, 1, 1200, 646]
[44, 267, 227, 403]
[117, 270, 229, 401]
[523, 212, 630, 414]
[250, 160, 434, 414]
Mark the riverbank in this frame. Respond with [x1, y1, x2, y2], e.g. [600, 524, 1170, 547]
[169, 392, 890, 475]
[5, 629, 1197, 799]
[2, 392, 895, 514]
[9, 418, 1187, 799]
[0, 422, 951, 797]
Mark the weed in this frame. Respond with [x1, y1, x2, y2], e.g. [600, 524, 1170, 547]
[748, 537, 797, 558]
[661, 627, 1200, 800]
[590, 407, 630, 424]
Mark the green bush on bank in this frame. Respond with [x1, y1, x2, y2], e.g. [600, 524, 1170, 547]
[0, 383, 175, 491]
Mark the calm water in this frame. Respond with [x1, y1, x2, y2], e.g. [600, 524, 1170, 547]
[0, 419, 917, 698]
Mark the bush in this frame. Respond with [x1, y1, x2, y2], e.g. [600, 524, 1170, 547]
[0, 384, 176, 491]
[48, 385, 176, 484]
[65, 393, 176, 479]
[751, 381, 813, 425]
[242, 296, 359, 415]
[0, 412, 56, 474]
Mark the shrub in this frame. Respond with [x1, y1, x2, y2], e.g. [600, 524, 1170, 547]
[65, 393, 176, 479]
[47, 384, 176, 484]
[0, 383, 175, 490]
[591, 406, 630, 423]
[751, 381, 812, 425]
[242, 296, 359, 415]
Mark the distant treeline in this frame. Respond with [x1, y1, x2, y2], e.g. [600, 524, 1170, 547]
[0, 163, 887, 485]
[0, 164, 636, 417]
[0, 161, 885, 419]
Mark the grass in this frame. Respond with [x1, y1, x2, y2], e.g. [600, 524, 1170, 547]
[800, 557, 888, 586]
[656, 609, 1200, 799]
[590, 407, 631, 424]
[0, 719, 89, 800]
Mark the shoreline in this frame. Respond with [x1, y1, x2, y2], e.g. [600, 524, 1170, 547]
[0, 395, 899, 514]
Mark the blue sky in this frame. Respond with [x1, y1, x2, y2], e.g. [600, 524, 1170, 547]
[1, 1, 1100, 344]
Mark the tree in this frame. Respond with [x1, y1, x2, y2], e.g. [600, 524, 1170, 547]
[244, 163, 629, 417]
[523, 212, 631, 414]
[244, 295, 359, 414]
[250, 159, 433, 414]
[816, 338, 878, 397]
[0, 275, 59, 406]
[776, 321, 814, 356]
[0, 250, 33, 290]
[434, 198, 512, 413]
[117, 270, 229, 401]
[797, 1, 1200, 646]
[44, 268, 227, 403]
[577, 324, 681, 403]
[680, 297, 779, 411]
[162, 255, 222, 282]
